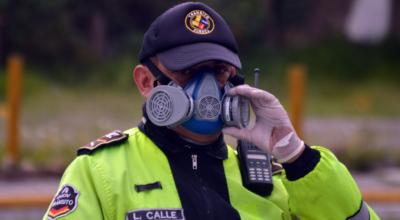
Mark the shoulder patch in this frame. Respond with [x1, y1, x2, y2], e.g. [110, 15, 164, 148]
[77, 130, 128, 155]
[48, 184, 79, 220]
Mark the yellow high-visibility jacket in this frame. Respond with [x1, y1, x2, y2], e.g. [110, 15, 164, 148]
[43, 127, 379, 220]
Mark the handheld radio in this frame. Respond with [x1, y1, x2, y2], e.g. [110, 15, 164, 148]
[237, 68, 274, 196]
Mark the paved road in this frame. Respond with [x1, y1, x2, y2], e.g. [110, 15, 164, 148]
[1, 170, 399, 220]
[304, 117, 400, 150]
[0, 178, 57, 220]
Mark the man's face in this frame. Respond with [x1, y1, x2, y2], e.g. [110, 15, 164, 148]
[134, 57, 238, 143]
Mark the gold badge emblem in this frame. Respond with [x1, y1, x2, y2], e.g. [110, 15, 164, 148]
[185, 10, 215, 35]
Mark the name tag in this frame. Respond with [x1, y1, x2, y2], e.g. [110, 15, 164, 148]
[126, 208, 185, 220]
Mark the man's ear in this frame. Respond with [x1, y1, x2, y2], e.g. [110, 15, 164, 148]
[133, 64, 155, 98]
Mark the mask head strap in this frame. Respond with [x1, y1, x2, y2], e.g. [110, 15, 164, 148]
[142, 58, 172, 86]
[228, 73, 245, 86]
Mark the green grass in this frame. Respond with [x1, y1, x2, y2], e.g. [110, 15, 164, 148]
[1, 39, 400, 171]
[0, 77, 398, 171]
[304, 80, 400, 117]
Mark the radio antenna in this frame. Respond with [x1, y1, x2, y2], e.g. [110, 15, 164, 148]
[254, 68, 260, 89]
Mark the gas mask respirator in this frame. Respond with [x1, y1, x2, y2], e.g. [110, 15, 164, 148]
[145, 68, 250, 135]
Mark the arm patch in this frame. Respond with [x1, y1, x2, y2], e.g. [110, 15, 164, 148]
[77, 130, 128, 155]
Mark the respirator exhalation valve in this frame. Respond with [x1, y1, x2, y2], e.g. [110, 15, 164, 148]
[198, 96, 221, 119]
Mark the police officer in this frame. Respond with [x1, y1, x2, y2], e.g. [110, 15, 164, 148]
[44, 2, 380, 220]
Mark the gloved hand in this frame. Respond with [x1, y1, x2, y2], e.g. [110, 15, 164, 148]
[223, 84, 305, 163]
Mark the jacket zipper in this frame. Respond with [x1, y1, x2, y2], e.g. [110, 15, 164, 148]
[191, 154, 198, 170]
[191, 153, 211, 217]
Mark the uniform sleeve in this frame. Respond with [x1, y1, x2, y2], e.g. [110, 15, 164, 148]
[43, 155, 112, 220]
[282, 146, 380, 220]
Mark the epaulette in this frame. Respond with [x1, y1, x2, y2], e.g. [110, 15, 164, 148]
[77, 130, 128, 156]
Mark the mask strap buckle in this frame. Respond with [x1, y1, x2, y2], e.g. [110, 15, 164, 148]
[142, 58, 172, 86]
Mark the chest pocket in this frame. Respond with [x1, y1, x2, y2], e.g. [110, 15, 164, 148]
[120, 135, 184, 219]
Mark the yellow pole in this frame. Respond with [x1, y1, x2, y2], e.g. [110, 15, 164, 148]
[288, 64, 306, 138]
[0, 104, 5, 118]
[5, 54, 23, 168]
[362, 189, 400, 203]
[0, 189, 398, 208]
[0, 195, 53, 207]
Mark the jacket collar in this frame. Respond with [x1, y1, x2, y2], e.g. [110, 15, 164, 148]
[138, 117, 228, 160]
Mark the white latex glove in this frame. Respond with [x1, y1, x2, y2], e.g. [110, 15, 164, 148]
[222, 84, 305, 163]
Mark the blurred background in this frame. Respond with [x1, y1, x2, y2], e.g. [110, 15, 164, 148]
[0, 0, 399, 219]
